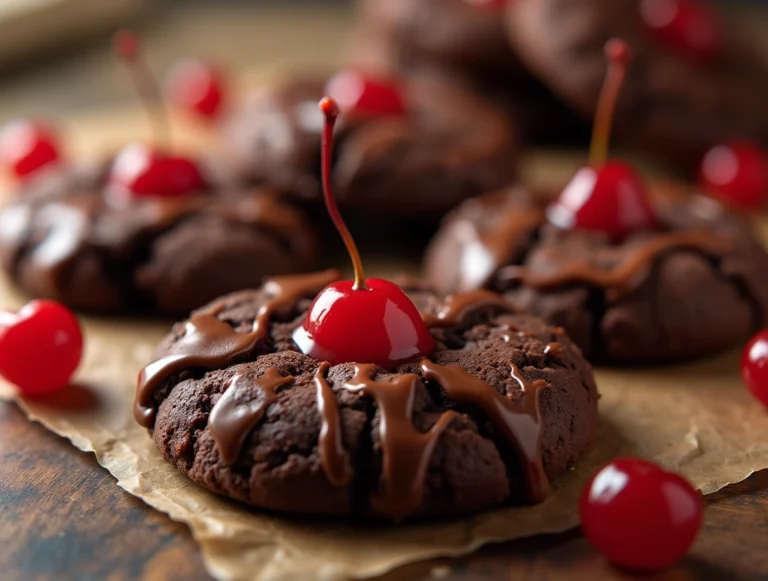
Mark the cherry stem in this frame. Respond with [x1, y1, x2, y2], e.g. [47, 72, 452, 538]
[589, 38, 632, 168]
[112, 30, 170, 149]
[319, 97, 367, 290]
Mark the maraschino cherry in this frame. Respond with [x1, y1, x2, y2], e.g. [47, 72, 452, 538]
[107, 30, 205, 202]
[164, 58, 226, 120]
[292, 97, 434, 368]
[0, 300, 83, 396]
[699, 140, 768, 210]
[640, 0, 721, 62]
[0, 119, 61, 179]
[580, 457, 703, 570]
[325, 70, 406, 118]
[546, 39, 657, 239]
[741, 330, 768, 408]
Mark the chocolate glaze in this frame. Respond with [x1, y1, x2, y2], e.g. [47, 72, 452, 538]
[497, 230, 734, 298]
[339, 364, 457, 521]
[421, 359, 549, 502]
[314, 362, 353, 487]
[209, 369, 293, 465]
[422, 289, 512, 328]
[135, 269, 340, 427]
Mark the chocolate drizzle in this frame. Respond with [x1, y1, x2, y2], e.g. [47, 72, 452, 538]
[134, 269, 340, 427]
[209, 369, 293, 465]
[340, 364, 456, 521]
[422, 289, 512, 327]
[421, 359, 549, 502]
[497, 230, 734, 298]
[314, 362, 353, 486]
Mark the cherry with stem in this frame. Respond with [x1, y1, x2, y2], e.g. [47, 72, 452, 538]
[293, 97, 434, 368]
[547, 39, 657, 239]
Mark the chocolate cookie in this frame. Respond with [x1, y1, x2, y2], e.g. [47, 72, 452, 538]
[425, 185, 768, 363]
[0, 163, 318, 316]
[505, 0, 768, 169]
[354, 0, 522, 80]
[222, 72, 519, 218]
[136, 270, 599, 520]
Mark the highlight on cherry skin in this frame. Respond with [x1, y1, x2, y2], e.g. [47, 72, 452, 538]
[640, 0, 721, 62]
[741, 329, 768, 408]
[0, 118, 61, 179]
[164, 58, 226, 120]
[293, 96, 434, 368]
[0, 300, 83, 396]
[580, 457, 703, 570]
[325, 70, 406, 118]
[546, 39, 658, 239]
[699, 140, 768, 210]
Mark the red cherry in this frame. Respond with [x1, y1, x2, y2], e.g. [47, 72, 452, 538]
[294, 278, 434, 367]
[164, 59, 225, 120]
[0, 119, 61, 178]
[0, 300, 83, 396]
[107, 143, 205, 201]
[741, 330, 768, 407]
[547, 161, 657, 238]
[640, 0, 721, 62]
[580, 458, 703, 570]
[548, 40, 658, 238]
[699, 141, 768, 210]
[325, 71, 406, 118]
[293, 97, 434, 368]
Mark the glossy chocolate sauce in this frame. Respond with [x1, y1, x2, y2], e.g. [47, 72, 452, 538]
[421, 360, 549, 502]
[497, 230, 734, 297]
[422, 289, 512, 328]
[314, 362, 353, 486]
[209, 369, 294, 465]
[134, 269, 340, 427]
[335, 364, 456, 521]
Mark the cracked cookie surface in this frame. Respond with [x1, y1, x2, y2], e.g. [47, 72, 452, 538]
[425, 185, 768, 363]
[139, 270, 598, 520]
[0, 163, 318, 316]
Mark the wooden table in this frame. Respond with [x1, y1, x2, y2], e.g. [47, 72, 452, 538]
[1, 3, 767, 580]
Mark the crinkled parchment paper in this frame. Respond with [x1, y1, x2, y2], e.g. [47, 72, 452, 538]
[0, 272, 767, 581]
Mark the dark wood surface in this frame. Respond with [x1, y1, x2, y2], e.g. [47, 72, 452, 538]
[0, 402, 766, 581]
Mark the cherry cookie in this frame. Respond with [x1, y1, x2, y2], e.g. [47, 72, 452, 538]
[426, 40, 768, 363]
[0, 32, 317, 317]
[136, 96, 599, 521]
[222, 69, 519, 217]
[505, 0, 768, 169]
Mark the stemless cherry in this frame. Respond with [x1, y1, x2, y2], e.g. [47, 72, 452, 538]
[108, 30, 205, 200]
[699, 140, 768, 210]
[547, 39, 657, 239]
[164, 59, 226, 120]
[292, 97, 434, 368]
[640, 0, 721, 62]
[741, 330, 768, 408]
[0, 300, 83, 396]
[580, 457, 703, 570]
[0, 119, 61, 178]
[325, 70, 406, 118]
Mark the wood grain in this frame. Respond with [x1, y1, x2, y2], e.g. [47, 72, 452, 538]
[0, 401, 765, 581]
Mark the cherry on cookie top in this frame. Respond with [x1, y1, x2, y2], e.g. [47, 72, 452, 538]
[106, 30, 208, 204]
[164, 58, 227, 121]
[325, 70, 407, 119]
[547, 39, 658, 240]
[292, 96, 434, 368]
[640, 0, 722, 63]
[698, 140, 768, 210]
[0, 119, 62, 179]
